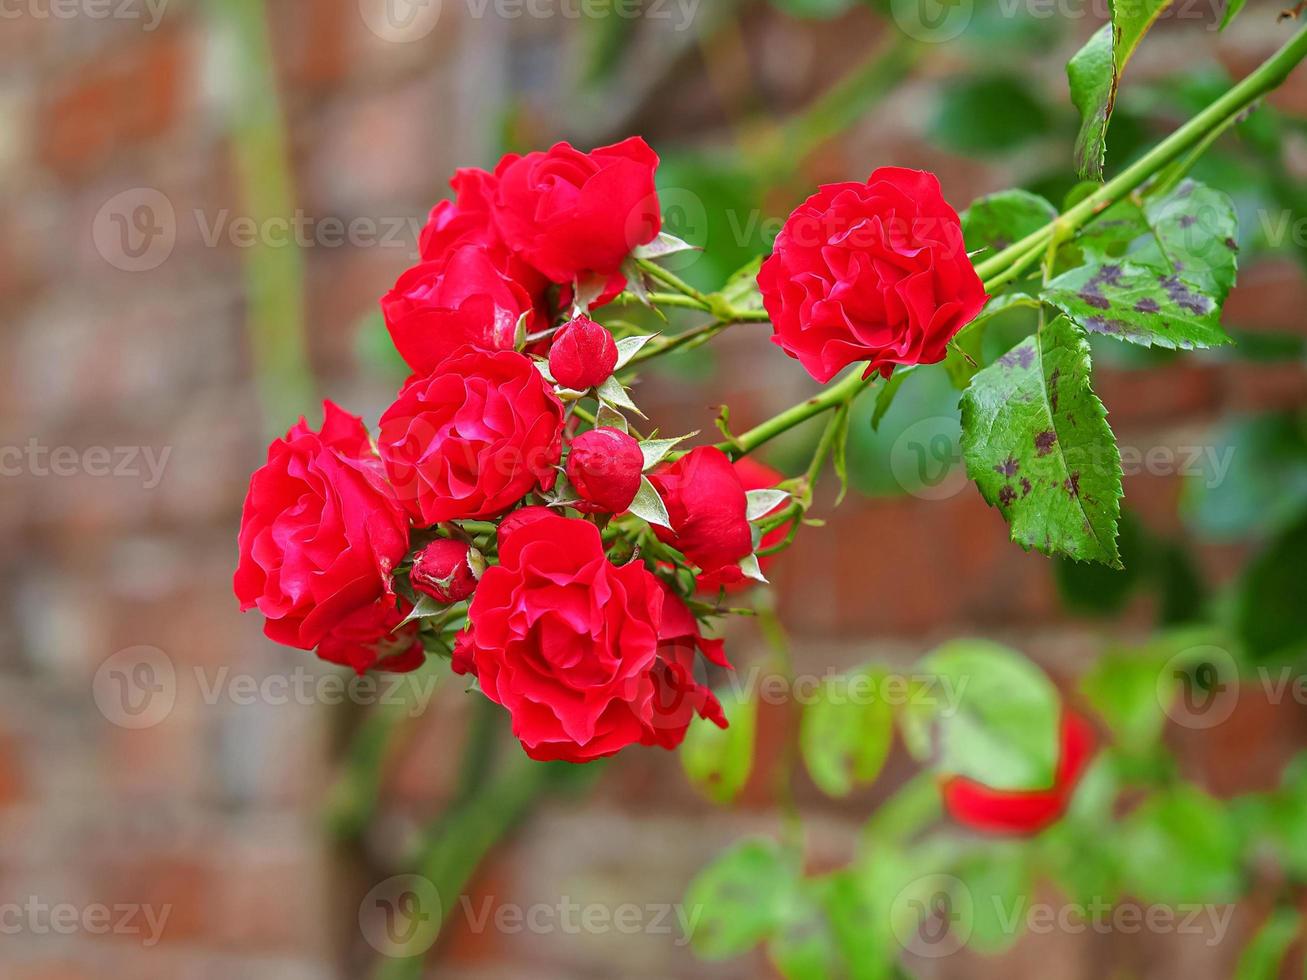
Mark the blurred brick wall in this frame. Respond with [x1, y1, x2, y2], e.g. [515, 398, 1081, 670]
[1, 1, 1305, 978]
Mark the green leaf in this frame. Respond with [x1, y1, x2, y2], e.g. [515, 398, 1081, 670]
[904, 639, 1062, 790]
[613, 333, 656, 371]
[961, 315, 1123, 566]
[1068, 24, 1116, 181]
[1048, 181, 1238, 350]
[1068, 1, 1178, 179]
[955, 844, 1031, 954]
[718, 255, 765, 313]
[1234, 507, 1307, 663]
[1120, 785, 1243, 903]
[680, 685, 756, 805]
[767, 881, 840, 980]
[628, 476, 671, 529]
[799, 668, 893, 797]
[832, 404, 852, 505]
[1220, 0, 1248, 30]
[746, 488, 791, 521]
[639, 432, 695, 471]
[683, 838, 797, 958]
[962, 189, 1058, 253]
[1235, 907, 1301, 980]
[633, 231, 697, 260]
[595, 375, 645, 416]
[1080, 639, 1173, 751]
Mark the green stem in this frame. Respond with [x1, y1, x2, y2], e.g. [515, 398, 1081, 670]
[720, 366, 873, 460]
[973, 24, 1307, 283]
[634, 256, 715, 307]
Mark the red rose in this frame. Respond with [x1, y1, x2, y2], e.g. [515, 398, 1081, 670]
[418, 167, 502, 259]
[317, 597, 426, 675]
[566, 427, 643, 514]
[496, 505, 556, 551]
[455, 515, 724, 762]
[758, 167, 987, 382]
[234, 402, 409, 649]
[378, 348, 565, 525]
[697, 457, 790, 594]
[549, 315, 618, 390]
[649, 446, 752, 573]
[942, 710, 1096, 835]
[411, 538, 479, 603]
[491, 136, 661, 285]
[381, 245, 537, 375]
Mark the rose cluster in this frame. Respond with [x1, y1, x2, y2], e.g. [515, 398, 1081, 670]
[235, 138, 791, 762]
[236, 138, 985, 763]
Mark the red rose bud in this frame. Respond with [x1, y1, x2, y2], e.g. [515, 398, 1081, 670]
[942, 710, 1097, 835]
[549, 315, 618, 390]
[567, 427, 643, 514]
[758, 167, 987, 382]
[411, 538, 480, 603]
[649, 446, 752, 573]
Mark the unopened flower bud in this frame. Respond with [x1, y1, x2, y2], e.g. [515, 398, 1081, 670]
[411, 538, 479, 603]
[549, 315, 618, 390]
[567, 427, 643, 514]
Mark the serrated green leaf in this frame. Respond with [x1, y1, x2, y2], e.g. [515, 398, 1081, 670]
[1068, 24, 1115, 180]
[680, 687, 757, 806]
[683, 838, 797, 958]
[595, 402, 628, 433]
[613, 333, 656, 371]
[398, 594, 447, 627]
[595, 375, 645, 416]
[746, 488, 790, 521]
[962, 189, 1058, 253]
[799, 668, 893, 797]
[904, 639, 1062, 790]
[628, 475, 671, 528]
[961, 315, 1123, 566]
[1044, 262, 1232, 350]
[640, 432, 695, 471]
[1069, 1, 1178, 179]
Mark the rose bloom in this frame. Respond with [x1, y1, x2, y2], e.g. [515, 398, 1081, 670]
[758, 167, 987, 382]
[942, 710, 1096, 835]
[317, 597, 425, 675]
[234, 402, 409, 649]
[649, 446, 753, 573]
[378, 348, 565, 524]
[491, 136, 661, 285]
[381, 245, 538, 375]
[453, 515, 726, 762]
[696, 457, 790, 594]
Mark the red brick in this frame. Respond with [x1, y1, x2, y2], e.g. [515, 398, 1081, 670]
[40, 31, 186, 180]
